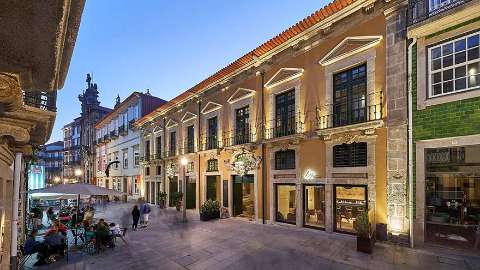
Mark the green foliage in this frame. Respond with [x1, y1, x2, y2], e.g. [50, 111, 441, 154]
[200, 199, 220, 215]
[171, 192, 182, 206]
[157, 191, 167, 200]
[354, 211, 370, 238]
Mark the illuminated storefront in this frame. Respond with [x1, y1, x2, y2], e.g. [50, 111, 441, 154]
[28, 165, 45, 190]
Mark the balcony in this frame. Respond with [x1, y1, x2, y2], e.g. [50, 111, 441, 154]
[23, 91, 57, 112]
[118, 125, 128, 136]
[140, 155, 150, 163]
[408, 0, 471, 25]
[316, 91, 383, 138]
[200, 134, 220, 151]
[128, 119, 136, 130]
[264, 115, 304, 140]
[223, 127, 256, 147]
[183, 139, 196, 154]
[110, 130, 118, 140]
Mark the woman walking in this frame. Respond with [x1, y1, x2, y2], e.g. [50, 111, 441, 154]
[131, 205, 140, 231]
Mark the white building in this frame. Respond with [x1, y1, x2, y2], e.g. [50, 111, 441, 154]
[95, 91, 166, 199]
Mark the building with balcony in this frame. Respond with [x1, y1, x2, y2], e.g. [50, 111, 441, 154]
[36, 141, 64, 185]
[95, 91, 166, 199]
[63, 117, 82, 182]
[62, 75, 112, 184]
[0, 1, 84, 267]
[135, 0, 409, 240]
[408, 0, 480, 249]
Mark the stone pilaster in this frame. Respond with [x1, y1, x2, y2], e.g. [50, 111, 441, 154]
[385, 4, 409, 236]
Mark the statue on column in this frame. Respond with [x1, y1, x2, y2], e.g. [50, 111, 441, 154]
[86, 73, 92, 88]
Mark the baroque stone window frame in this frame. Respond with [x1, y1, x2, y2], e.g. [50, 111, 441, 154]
[322, 48, 377, 121]
[229, 94, 254, 143]
[267, 76, 302, 138]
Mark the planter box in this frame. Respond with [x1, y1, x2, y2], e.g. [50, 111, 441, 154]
[200, 210, 220, 221]
[356, 236, 373, 254]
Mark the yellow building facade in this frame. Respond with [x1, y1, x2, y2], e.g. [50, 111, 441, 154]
[136, 0, 410, 238]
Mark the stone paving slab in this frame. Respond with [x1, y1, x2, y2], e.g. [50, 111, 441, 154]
[27, 202, 480, 270]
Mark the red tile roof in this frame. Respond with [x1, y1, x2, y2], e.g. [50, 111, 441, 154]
[136, 0, 357, 125]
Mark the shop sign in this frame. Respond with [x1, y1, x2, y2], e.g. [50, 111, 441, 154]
[274, 174, 296, 179]
[303, 169, 316, 180]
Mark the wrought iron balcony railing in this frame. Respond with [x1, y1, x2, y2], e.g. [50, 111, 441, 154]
[182, 139, 196, 154]
[128, 119, 136, 130]
[118, 125, 128, 136]
[23, 91, 57, 112]
[110, 130, 118, 139]
[200, 134, 221, 151]
[316, 91, 383, 130]
[103, 134, 110, 142]
[222, 127, 256, 147]
[408, 0, 470, 25]
[264, 115, 304, 140]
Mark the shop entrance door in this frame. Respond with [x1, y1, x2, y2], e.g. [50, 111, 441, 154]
[232, 175, 254, 219]
[206, 176, 218, 201]
[186, 176, 196, 209]
[169, 176, 178, 207]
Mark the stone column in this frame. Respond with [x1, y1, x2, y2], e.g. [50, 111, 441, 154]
[0, 138, 15, 270]
[384, 4, 410, 237]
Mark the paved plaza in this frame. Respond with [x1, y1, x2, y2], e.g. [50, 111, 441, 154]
[28, 203, 480, 270]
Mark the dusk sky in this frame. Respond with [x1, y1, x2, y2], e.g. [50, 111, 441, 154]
[49, 0, 327, 143]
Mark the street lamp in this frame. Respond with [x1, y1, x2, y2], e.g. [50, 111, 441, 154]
[180, 157, 188, 222]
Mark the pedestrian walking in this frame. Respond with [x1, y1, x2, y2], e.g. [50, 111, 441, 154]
[131, 205, 140, 231]
[142, 203, 151, 227]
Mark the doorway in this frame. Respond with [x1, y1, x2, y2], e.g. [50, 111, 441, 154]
[186, 176, 196, 209]
[169, 176, 178, 207]
[232, 175, 255, 219]
[206, 175, 219, 201]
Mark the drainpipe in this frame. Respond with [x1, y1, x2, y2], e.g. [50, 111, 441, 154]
[260, 71, 266, 224]
[407, 37, 417, 248]
[163, 117, 167, 195]
[197, 98, 201, 211]
[10, 152, 22, 270]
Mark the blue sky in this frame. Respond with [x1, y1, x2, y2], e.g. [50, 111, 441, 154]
[49, 0, 327, 143]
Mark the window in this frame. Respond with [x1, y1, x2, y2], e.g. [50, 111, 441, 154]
[275, 149, 295, 170]
[134, 151, 139, 167]
[123, 151, 128, 169]
[429, 31, 480, 97]
[156, 165, 161, 175]
[187, 125, 195, 153]
[276, 184, 296, 224]
[207, 117, 218, 149]
[145, 167, 150, 176]
[304, 185, 325, 229]
[145, 140, 150, 160]
[235, 106, 250, 144]
[207, 159, 218, 172]
[333, 142, 367, 167]
[275, 89, 296, 137]
[115, 154, 119, 169]
[156, 136, 162, 156]
[169, 131, 177, 155]
[333, 64, 367, 127]
[334, 185, 367, 234]
[187, 162, 194, 173]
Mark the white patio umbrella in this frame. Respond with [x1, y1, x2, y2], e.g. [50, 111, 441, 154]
[30, 183, 125, 196]
[30, 192, 90, 200]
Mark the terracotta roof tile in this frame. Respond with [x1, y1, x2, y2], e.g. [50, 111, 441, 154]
[136, 0, 358, 125]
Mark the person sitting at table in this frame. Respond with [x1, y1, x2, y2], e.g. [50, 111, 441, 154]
[95, 219, 111, 249]
[24, 229, 50, 266]
[45, 219, 67, 237]
[44, 227, 65, 257]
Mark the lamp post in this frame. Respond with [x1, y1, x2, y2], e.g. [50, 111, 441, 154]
[180, 157, 188, 222]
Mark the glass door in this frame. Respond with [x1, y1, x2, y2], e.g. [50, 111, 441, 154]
[304, 185, 325, 229]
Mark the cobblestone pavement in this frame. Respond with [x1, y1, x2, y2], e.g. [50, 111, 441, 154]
[29, 202, 480, 270]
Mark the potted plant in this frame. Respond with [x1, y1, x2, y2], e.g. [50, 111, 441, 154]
[354, 211, 373, 253]
[157, 191, 167, 209]
[171, 192, 182, 211]
[199, 200, 220, 221]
